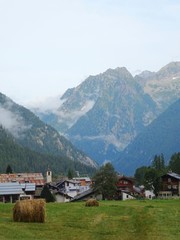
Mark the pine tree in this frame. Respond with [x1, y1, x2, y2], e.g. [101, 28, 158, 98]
[168, 152, 180, 174]
[40, 184, 55, 202]
[67, 169, 73, 179]
[6, 165, 13, 174]
[93, 163, 118, 200]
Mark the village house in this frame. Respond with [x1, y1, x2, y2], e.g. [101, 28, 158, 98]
[158, 172, 180, 198]
[0, 173, 45, 202]
[47, 174, 93, 202]
[48, 179, 81, 202]
[0, 182, 24, 203]
[72, 176, 92, 192]
[116, 175, 143, 200]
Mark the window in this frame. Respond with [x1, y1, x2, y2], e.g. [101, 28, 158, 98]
[168, 178, 171, 183]
[168, 185, 171, 189]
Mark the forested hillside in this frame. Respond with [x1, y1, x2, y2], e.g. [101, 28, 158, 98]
[0, 126, 96, 175]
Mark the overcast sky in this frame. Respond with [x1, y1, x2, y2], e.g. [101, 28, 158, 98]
[0, 0, 180, 107]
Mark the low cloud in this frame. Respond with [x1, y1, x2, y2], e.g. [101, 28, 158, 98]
[57, 100, 95, 128]
[27, 95, 63, 113]
[0, 106, 31, 138]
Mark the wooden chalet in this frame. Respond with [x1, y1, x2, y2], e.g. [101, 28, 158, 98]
[158, 172, 180, 198]
[116, 175, 142, 200]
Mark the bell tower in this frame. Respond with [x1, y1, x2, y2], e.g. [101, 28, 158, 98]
[46, 169, 52, 183]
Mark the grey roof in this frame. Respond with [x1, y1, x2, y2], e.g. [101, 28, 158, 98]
[0, 182, 24, 195]
[167, 172, 180, 180]
[71, 188, 96, 201]
[20, 183, 35, 192]
[53, 190, 73, 199]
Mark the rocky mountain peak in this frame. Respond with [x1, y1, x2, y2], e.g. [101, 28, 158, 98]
[156, 61, 180, 79]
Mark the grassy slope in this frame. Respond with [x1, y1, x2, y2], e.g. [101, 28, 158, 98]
[0, 200, 180, 240]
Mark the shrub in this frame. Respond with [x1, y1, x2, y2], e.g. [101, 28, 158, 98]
[85, 198, 99, 207]
[13, 199, 46, 223]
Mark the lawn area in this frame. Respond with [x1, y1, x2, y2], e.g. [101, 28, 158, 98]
[0, 199, 180, 240]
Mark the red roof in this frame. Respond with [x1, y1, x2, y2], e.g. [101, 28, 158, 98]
[0, 173, 45, 186]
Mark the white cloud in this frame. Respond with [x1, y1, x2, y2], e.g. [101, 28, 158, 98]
[57, 100, 95, 128]
[27, 95, 63, 113]
[0, 106, 31, 138]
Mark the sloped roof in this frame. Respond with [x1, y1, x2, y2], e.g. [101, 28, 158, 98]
[117, 175, 135, 182]
[166, 172, 180, 180]
[0, 182, 24, 195]
[0, 173, 45, 185]
[71, 188, 96, 201]
[20, 183, 36, 192]
[53, 189, 73, 199]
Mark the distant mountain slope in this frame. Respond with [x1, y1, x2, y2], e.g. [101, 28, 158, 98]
[40, 67, 156, 164]
[114, 99, 180, 175]
[0, 126, 96, 175]
[0, 92, 97, 169]
[136, 62, 180, 111]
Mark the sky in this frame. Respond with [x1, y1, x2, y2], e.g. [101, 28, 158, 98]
[0, 0, 180, 107]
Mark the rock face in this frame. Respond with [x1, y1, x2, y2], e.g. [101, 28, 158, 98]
[136, 62, 180, 111]
[0, 92, 98, 169]
[37, 67, 157, 164]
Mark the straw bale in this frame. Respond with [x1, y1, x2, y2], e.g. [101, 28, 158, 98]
[13, 199, 46, 223]
[85, 198, 99, 207]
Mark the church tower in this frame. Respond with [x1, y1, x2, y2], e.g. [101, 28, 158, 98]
[46, 170, 52, 183]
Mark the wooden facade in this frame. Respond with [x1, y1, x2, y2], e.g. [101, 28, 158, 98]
[159, 172, 180, 198]
[116, 176, 135, 192]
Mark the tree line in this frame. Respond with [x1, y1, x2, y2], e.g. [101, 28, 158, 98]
[93, 152, 180, 199]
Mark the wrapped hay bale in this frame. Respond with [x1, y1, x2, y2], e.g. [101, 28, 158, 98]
[85, 198, 99, 207]
[13, 199, 46, 223]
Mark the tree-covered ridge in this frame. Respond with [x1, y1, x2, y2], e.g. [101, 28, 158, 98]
[0, 92, 97, 169]
[115, 99, 180, 175]
[0, 126, 96, 176]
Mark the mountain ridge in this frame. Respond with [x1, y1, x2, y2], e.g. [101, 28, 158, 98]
[0, 92, 98, 170]
[114, 98, 180, 175]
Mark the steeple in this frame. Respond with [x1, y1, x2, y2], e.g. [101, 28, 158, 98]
[46, 169, 52, 183]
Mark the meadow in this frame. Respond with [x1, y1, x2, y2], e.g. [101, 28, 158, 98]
[0, 199, 180, 240]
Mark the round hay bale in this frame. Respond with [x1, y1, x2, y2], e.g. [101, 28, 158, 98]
[85, 198, 99, 207]
[13, 199, 46, 223]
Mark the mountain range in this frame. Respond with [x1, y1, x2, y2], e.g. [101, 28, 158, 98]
[34, 62, 180, 171]
[0, 92, 98, 174]
[1, 61, 179, 176]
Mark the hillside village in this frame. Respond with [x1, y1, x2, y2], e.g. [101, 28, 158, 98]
[0, 168, 180, 204]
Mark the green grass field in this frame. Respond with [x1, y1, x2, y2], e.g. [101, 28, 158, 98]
[0, 199, 180, 240]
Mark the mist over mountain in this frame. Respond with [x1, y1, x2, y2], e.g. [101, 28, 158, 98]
[0, 92, 98, 172]
[35, 67, 158, 165]
[0, 125, 96, 175]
